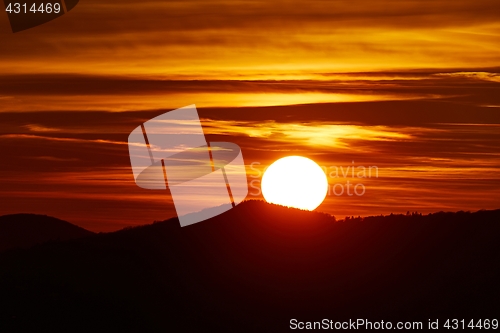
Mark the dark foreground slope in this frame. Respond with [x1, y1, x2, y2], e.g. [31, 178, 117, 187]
[0, 201, 499, 332]
[0, 214, 94, 252]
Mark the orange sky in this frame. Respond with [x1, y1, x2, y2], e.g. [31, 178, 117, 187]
[0, 0, 499, 231]
[1, 0, 499, 76]
[1, 0, 500, 110]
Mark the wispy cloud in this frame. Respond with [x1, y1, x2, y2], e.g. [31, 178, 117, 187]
[23, 124, 63, 132]
[203, 119, 416, 149]
[0, 69, 498, 111]
[0, 134, 128, 146]
[27, 156, 80, 162]
[434, 72, 500, 83]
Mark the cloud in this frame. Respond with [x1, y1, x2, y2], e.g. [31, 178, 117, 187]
[27, 156, 80, 162]
[0, 133, 128, 146]
[434, 72, 500, 83]
[0, 69, 498, 111]
[0, 0, 499, 77]
[203, 119, 416, 149]
[23, 124, 63, 132]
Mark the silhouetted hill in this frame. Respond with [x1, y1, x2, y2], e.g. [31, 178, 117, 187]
[0, 214, 94, 252]
[1, 201, 499, 332]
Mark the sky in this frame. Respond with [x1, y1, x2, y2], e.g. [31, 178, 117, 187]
[0, 0, 499, 231]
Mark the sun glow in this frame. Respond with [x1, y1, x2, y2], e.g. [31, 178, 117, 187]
[261, 156, 328, 211]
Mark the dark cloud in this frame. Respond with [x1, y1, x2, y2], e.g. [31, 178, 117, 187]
[0, 69, 498, 106]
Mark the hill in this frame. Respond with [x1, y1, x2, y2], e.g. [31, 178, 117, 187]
[0, 201, 499, 332]
[0, 214, 94, 252]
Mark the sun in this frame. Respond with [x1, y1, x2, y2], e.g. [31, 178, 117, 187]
[261, 156, 328, 211]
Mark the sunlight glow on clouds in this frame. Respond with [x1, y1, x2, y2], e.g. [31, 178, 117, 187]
[203, 120, 415, 148]
[0, 0, 499, 77]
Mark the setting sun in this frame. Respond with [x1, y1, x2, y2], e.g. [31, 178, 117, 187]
[261, 156, 328, 211]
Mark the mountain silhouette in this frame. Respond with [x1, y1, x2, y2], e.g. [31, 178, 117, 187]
[0, 214, 94, 252]
[0, 201, 499, 332]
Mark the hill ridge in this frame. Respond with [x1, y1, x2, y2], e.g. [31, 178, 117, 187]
[0, 213, 94, 252]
